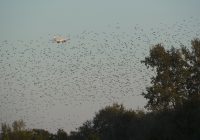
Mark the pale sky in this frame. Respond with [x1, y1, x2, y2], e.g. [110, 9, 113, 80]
[0, 0, 199, 39]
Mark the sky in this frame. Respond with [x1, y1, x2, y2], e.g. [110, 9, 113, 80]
[0, 0, 200, 39]
[0, 0, 200, 133]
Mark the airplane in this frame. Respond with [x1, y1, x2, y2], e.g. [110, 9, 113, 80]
[53, 36, 70, 43]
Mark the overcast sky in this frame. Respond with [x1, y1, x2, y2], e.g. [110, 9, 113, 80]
[0, 0, 200, 39]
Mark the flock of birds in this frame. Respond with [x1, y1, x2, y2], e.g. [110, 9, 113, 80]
[0, 17, 200, 133]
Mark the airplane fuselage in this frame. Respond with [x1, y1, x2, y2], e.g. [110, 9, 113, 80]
[53, 36, 69, 43]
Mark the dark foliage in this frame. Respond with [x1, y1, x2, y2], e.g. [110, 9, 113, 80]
[142, 39, 200, 111]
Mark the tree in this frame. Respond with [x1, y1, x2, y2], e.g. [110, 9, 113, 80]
[32, 129, 51, 140]
[142, 38, 200, 111]
[12, 120, 25, 132]
[1, 120, 32, 140]
[57, 129, 68, 140]
[92, 104, 137, 140]
[1, 123, 11, 140]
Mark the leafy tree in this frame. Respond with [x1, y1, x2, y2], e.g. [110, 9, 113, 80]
[92, 104, 125, 140]
[12, 120, 25, 132]
[56, 129, 68, 140]
[31, 129, 51, 140]
[92, 104, 138, 140]
[142, 39, 200, 111]
[1, 123, 11, 140]
[1, 120, 32, 140]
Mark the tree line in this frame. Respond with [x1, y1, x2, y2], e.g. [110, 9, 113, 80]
[1, 38, 200, 140]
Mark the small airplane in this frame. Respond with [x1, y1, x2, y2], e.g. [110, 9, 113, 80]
[53, 36, 70, 43]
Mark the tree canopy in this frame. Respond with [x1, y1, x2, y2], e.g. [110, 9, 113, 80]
[142, 38, 200, 111]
